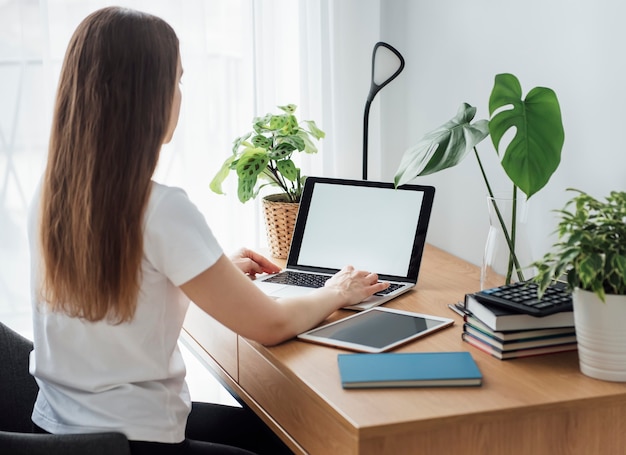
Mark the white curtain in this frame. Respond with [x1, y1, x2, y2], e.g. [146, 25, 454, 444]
[0, 0, 384, 334]
[0, 0, 254, 334]
[299, 0, 384, 182]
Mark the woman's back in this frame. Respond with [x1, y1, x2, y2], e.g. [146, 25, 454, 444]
[29, 182, 221, 442]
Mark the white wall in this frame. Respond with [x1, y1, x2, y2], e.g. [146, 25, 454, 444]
[359, 0, 626, 267]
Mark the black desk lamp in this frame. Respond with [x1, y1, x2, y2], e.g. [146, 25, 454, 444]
[362, 42, 405, 180]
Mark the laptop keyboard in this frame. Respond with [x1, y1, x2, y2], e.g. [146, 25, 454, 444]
[264, 271, 403, 296]
[375, 283, 403, 295]
[264, 271, 330, 288]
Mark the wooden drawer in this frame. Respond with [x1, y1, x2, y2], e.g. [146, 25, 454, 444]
[238, 338, 357, 455]
[183, 303, 238, 380]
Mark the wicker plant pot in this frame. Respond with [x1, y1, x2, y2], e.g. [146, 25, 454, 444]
[262, 194, 299, 259]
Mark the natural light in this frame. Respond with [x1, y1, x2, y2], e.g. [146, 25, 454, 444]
[0, 0, 315, 339]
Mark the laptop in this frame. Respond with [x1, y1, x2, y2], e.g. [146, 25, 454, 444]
[254, 177, 435, 310]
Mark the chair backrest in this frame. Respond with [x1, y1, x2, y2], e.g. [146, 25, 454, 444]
[0, 322, 39, 433]
[0, 430, 131, 455]
[0, 322, 131, 454]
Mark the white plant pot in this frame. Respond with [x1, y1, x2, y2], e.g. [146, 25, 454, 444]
[573, 288, 626, 381]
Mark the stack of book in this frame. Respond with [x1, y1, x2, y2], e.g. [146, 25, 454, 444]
[459, 293, 577, 360]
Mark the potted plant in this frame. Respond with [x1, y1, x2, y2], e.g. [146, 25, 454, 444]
[532, 189, 626, 381]
[394, 73, 564, 286]
[210, 104, 325, 258]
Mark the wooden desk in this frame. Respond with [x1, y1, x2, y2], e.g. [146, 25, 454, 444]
[183, 244, 626, 455]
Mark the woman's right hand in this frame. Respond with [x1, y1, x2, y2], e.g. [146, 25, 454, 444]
[323, 265, 389, 307]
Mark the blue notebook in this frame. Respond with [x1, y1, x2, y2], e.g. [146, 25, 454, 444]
[337, 351, 482, 389]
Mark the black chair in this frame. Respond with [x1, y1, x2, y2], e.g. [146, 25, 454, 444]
[0, 321, 130, 454]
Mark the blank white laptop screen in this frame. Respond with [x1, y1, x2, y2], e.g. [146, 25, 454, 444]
[297, 183, 424, 276]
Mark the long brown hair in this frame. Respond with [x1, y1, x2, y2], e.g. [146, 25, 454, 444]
[40, 7, 179, 323]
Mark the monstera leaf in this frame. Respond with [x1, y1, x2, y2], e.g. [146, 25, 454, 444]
[489, 73, 564, 198]
[395, 73, 564, 199]
[393, 73, 565, 285]
[394, 103, 489, 187]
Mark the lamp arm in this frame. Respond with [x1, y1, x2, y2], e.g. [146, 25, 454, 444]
[363, 99, 372, 180]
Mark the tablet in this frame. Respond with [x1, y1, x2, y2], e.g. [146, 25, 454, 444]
[297, 307, 454, 353]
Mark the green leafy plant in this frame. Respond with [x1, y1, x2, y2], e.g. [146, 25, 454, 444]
[210, 104, 325, 203]
[394, 73, 565, 283]
[533, 189, 626, 301]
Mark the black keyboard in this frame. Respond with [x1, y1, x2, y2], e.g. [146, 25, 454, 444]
[265, 271, 330, 288]
[264, 271, 403, 296]
[474, 281, 572, 317]
[375, 282, 404, 296]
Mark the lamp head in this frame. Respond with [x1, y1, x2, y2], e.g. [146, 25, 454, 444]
[367, 42, 405, 102]
[362, 42, 405, 181]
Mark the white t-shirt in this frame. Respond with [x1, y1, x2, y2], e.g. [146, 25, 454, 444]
[28, 182, 223, 443]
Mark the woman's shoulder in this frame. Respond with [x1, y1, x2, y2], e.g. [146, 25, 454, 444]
[145, 181, 197, 223]
[150, 180, 188, 199]
[148, 181, 193, 209]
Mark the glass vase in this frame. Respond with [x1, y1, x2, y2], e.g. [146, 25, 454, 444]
[480, 193, 533, 290]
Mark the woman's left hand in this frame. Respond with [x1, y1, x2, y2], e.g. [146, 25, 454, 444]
[229, 248, 281, 278]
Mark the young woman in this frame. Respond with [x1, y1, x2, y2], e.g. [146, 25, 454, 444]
[28, 7, 388, 455]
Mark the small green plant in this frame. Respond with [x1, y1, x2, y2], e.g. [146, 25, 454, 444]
[210, 104, 325, 203]
[533, 189, 626, 302]
[394, 73, 565, 283]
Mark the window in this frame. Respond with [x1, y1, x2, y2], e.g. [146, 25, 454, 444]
[0, 0, 314, 336]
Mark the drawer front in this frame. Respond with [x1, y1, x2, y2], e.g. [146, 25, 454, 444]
[238, 339, 356, 455]
[183, 304, 238, 379]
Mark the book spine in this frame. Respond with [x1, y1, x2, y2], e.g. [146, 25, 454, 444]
[463, 332, 578, 360]
[463, 315, 576, 341]
[463, 323, 577, 350]
[464, 293, 574, 332]
[462, 332, 504, 360]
